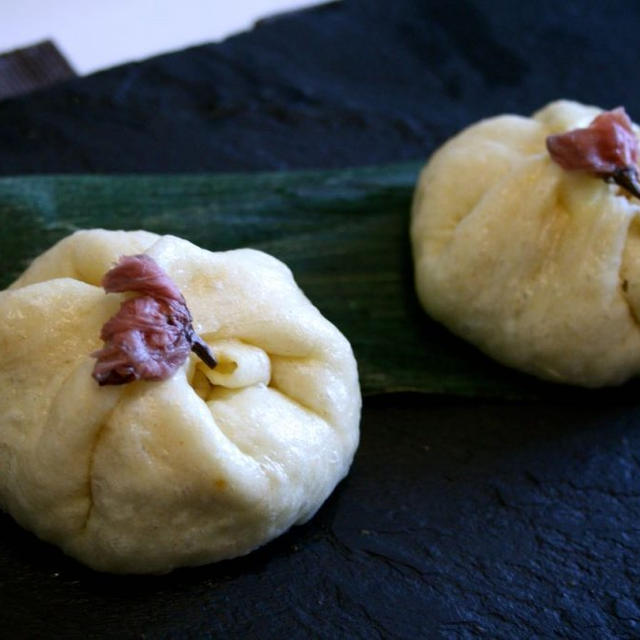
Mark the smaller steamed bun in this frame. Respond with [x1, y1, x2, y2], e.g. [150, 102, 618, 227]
[411, 100, 640, 387]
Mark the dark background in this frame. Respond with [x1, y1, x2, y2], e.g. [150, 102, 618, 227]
[1, 1, 640, 637]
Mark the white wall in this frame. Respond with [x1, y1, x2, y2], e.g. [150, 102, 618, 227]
[0, 0, 324, 74]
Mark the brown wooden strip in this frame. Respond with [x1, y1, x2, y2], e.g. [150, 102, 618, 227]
[0, 40, 75, 101]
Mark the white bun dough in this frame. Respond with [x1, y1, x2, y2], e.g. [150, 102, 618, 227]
[0, 230, 361, 573]
[411, 100, 640, 387]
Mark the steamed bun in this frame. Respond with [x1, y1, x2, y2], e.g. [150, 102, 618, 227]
[411, 100, 640, 387]
[0, 230, 361, 573]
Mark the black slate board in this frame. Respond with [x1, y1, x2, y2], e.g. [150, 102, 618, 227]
[2, 396, 639, 639]
[2, 1, 640, 638]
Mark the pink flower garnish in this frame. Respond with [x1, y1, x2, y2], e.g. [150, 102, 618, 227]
[546, 107, 640, 198]
[91, 254, 216, 386]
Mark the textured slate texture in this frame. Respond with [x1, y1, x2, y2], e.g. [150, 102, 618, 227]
[2, 397, 640, 638]
[1, 0, 640, 638]
[2, 0, 640, 174]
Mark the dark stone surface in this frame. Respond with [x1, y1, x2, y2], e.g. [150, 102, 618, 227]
[1, 397, 640, 638]
[1, 0, 640, 637]
[2, 0, 640, 175]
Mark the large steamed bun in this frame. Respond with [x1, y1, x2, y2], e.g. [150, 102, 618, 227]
[0, 230, 361, 573]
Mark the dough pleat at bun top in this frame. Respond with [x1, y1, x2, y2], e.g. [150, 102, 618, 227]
[411, 100, 640, 388]
[0, 230, 361, 574]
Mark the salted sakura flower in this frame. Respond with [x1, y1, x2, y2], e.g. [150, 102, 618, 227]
[546, 107, 640, 198]
[92, 254, 216, 385]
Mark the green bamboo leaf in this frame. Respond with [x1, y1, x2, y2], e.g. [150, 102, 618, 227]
[1, 166, 637, 400]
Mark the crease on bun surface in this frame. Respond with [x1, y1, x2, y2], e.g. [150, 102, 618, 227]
[0, 229, 361, 573]
[411, 100, 640, 387]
